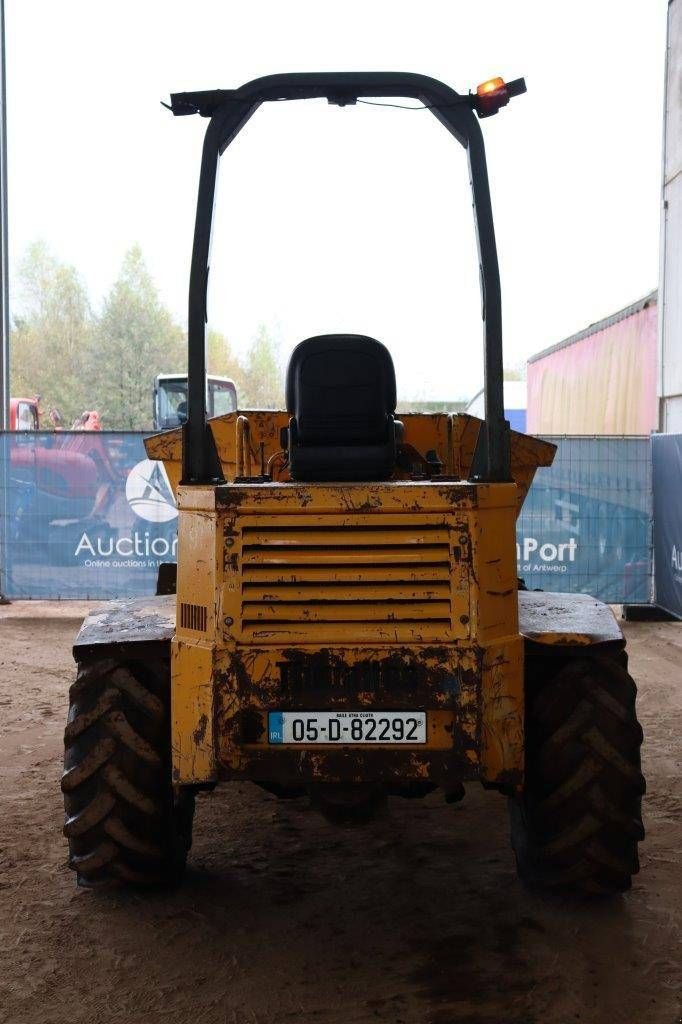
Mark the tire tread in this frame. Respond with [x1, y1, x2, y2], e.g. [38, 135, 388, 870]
[62, 653, 193, 888]
[511, 652, 644, 896]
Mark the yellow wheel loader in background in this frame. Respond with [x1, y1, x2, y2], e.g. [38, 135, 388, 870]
[62, 72, 644, 895]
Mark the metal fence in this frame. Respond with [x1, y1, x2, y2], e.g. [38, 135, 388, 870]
[517, 437, 653, 604]
[0, 431, 173, 599]
[0, 431, 654, 603]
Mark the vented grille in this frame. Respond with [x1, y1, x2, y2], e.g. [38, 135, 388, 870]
[239, 522, 454, 641]
[180, 602, 208, 632]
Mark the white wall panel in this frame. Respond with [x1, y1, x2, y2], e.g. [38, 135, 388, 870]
[660, 0, 682, 428]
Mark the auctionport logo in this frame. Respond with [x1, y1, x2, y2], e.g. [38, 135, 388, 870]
[517, 536, 577, 574]
[125, 459, 178, 523]
[74, 459, 178, 567]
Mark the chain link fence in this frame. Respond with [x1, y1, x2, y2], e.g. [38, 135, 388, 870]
[0, 431, 654, 603]
[517, 436, 653, 604]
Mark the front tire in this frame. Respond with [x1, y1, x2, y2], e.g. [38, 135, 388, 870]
[62, 653, 194, 887]
[511, 653, 645, 895]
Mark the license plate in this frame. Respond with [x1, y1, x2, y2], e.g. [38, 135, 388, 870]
[268, 710, 427, 745]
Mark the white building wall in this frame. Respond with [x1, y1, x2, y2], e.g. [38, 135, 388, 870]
[660, 0, 682, 431]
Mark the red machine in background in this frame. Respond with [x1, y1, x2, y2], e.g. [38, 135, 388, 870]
[7, 396, 121, 556]
[9, 396, 40, 431]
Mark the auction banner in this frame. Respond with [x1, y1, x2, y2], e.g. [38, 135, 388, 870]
[652, 433, 682, 618]
[0, 432, 654, 604]
[0, 432, 177, 599]
[516, 436, 653, 604]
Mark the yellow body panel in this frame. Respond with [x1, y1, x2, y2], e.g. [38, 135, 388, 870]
[142, 410, 557, 793]
[171, 492, 220, 782]
[480, 636, 524, 784]
[168, 471, 525, 792]
[144, 410, 555, 511]
[171, 639, 216, 782]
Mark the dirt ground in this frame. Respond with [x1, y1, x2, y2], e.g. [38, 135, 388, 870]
[0, 602, 680, 1024]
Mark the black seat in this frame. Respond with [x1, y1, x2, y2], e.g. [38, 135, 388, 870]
[284, 334, 401, 481]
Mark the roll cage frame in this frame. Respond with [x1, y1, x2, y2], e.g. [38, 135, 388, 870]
[170, 71, 526, 484]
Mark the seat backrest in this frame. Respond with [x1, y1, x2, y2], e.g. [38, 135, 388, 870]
[285, 334, 398, 481]
[286, 334, 396, 445]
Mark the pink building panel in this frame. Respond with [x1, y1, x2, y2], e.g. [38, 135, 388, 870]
[527, 294, 657, 435]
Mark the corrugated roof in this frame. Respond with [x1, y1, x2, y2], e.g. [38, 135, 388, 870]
[527, 289, 658, 365]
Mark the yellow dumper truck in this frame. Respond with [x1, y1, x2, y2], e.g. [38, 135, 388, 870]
[62, 73, 644, 895]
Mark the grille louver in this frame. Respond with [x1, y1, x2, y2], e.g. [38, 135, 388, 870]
[180, 602, 208, 633]
[239, 521, 457, 642]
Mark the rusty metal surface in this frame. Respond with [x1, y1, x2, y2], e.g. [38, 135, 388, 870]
[480, 636, 524, 788]
[214, 479, 482, 513]
[450, 413, 556, 510]
[220, 508, 472, 647]
[171, 638, 215, 783]
[518, 590, 623, 645]
[164, 428, 552, 791]
[146, 410, 556, 517]
[73, 595, 176, 651]
[144, 428, 182, 496]
[211, 482, 520, 650]
[208, 634, 523, 791]
[214, 642, 481, 786]
[171, 477, 524, 788]
[212, 643, 480, 786]
[508, 428, 556, 508]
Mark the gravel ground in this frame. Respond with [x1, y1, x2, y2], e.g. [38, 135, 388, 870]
[0, 601, 680, 1024]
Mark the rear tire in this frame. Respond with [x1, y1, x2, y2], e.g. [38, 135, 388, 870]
[510, 653, 645, 895]
[62, 653, 194, 887]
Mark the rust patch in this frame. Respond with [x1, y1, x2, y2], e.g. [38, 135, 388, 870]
[212, 643, 485, 786]
[193, 714, 208, 746]
[442, 486, 477, 506]
[216, 486, 245, 508]
[273, 647, 461, 705]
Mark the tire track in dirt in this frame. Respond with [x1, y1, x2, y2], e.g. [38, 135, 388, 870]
[0, 607, 679, 1024]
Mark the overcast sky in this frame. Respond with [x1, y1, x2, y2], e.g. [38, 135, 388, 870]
[6, 1, 668, 401]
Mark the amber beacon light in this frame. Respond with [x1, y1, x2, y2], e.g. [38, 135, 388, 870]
[474, 75, 526, 117]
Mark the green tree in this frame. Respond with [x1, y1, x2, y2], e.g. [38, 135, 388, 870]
[10, 242, 280, 428]
[10, 241, 94, 424]
[93, 245, 186, 429]
[207, 328, 245, 395]
[240, 324, 283, 408]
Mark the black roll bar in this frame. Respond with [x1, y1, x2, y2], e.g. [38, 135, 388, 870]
[170, 72, 525, 484]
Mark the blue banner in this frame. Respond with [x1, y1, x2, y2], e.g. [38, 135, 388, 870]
[0, 432, 654, 603]
[517, 437, 653, 603]
[652, 433, 682, 618]
[0, 431, 177, 599]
